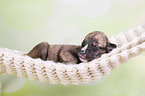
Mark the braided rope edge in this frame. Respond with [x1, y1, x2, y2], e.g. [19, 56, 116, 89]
[0, 25, 145, 85]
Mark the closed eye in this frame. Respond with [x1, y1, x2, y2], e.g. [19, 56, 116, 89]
[99, 47, 106, 49]
[94, 46, 104, 50]
[99, 47, 103, 49]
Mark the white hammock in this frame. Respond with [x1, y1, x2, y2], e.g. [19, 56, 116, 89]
[0, 25, 145, 85]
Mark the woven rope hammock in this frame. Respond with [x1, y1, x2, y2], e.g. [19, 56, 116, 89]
[0, 25, 145, 85]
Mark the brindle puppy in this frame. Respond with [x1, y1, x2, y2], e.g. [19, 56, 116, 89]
[78, 31, 117, 62]
[28, 31, 117, 64]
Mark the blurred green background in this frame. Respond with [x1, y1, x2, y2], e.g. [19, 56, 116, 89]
[0, 0, 145, 96]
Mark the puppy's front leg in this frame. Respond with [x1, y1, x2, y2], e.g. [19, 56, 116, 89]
[28, 42, 49, 60]
[59, 51, 79, 64]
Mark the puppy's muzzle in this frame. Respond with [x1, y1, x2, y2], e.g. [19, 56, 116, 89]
[79, 51, 86, 59]
[78, 50, 88, 62]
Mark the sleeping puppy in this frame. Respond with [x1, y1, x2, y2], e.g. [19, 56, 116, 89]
[28, 43, 81, 64]
[28, 31, 117, 64]
[78, 31, 117, 62]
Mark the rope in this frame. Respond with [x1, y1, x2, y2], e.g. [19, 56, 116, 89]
[0, 25, 145, 85]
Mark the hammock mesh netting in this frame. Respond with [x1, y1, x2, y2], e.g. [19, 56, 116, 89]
[0, 25, 145, 85]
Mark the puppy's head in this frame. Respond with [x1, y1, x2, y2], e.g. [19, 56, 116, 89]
[78, 31, 117, 62]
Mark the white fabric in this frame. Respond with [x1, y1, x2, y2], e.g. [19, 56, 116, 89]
[0, 25, 145, 85]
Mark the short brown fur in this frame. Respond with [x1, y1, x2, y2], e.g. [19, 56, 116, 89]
[28, 31, 117, 64]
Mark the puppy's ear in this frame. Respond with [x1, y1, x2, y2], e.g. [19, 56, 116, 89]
[107, 43, 117, 52]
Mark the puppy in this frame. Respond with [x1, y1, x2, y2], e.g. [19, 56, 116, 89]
[78, 31, 117, 62]
[28, 43, 81, 64]
[28, 31, 117, 64]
